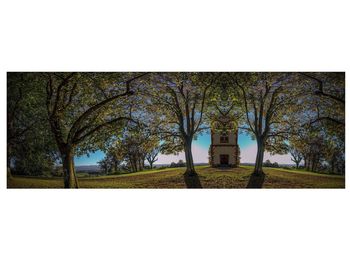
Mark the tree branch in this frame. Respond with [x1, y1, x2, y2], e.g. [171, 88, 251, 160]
[68, 73, 147, 143]
[300, 72, 345, 104]
[74, 117, 135, 144]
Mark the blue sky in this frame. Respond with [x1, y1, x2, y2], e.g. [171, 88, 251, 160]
[75, 131, 293, 165]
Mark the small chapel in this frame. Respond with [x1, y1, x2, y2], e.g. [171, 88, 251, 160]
[209, 116, 240, 167]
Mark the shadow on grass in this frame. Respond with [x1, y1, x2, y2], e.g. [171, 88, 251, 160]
[183, 173, 202, 188]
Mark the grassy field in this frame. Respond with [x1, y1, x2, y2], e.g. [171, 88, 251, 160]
[7, 165, 345, 189]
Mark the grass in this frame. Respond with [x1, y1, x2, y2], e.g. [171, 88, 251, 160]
[7, 165, 345, 189]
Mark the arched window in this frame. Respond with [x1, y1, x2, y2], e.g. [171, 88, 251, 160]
[220, 131, 229, 143]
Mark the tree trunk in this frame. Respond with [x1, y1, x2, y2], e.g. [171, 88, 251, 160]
[311, 155, 317, 172]
[7, 144, 13, 180]
[7, 151, 12, 180]
[62, 148, 78, 188]
[304, 156, 308, 170]
[137, 158, 141, 171]
[247, 138, 265, 188]
[305, 155, 312, 171]
[130, 157, 137, 172]
[7, 167, 12, 181]
[138, 157, 144, 171]
[183, 138, 202, 188]
[134, 159, 137, 172]
[184, 139, 196, 176]
[114, 161, 119, 173]
[330, 157, 335, 174]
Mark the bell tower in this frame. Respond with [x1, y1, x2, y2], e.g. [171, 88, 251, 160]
[208, 78, 240, 167]
[209, 117, 240, 167]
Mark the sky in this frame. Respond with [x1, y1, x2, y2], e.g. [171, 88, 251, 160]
[74, 132, 293, 166]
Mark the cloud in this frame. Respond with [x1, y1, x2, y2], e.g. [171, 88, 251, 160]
[155, 143, 209, 164]
[240, 143, 293, 164]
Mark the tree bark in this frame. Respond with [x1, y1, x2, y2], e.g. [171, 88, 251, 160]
[247, 137, 266, 188]
[184, 139, 196, 176]
[304, 155, 311, 171]
[62, 148, 78, 188]
[183, 138, 202, 188]
[311, 154, 318, 172]
[138, 158, 141, 171]
[7, 167, 12, 181]
[303, 156, 308, 170]
[331, 158, 335, 174]
[7, 145, 12, 179]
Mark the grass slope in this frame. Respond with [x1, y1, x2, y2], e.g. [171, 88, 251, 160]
[7, 165, 345, 189]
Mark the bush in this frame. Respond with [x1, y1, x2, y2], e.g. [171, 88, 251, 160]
[272, 162, 279, 168]
[263, 160, 272, 167]
[169, 160, 186, 168]
[263, 160, 279, 168]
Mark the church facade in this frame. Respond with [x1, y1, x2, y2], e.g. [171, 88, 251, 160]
[209, 118, 240, 167]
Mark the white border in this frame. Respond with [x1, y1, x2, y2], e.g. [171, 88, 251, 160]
[1, 1, 349, 263]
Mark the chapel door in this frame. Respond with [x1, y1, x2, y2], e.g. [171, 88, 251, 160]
[220, 154, 229, 165]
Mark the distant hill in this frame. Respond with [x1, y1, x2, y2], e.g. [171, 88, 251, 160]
[75, 165, 101, 173]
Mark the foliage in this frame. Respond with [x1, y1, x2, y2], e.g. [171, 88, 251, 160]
[145, 145, 161, 169]
[289, 125, 344, 174]
[7, 71, 345, 187]
[7, 73, 58, 176]
[289, 146, 303, 169]
[141, 72, 217, 182]
[169, 159, 186, 168]
[43, 72, 148, 187]
[234, 72, 304, 187]
[102, 126, 161, 173]
[263, 160, 279, 168]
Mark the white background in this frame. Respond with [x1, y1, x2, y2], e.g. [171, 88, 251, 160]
[0, 1, 349, 263]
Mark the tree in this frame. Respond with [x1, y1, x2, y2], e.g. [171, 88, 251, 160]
[123, 130, 147, 172]
[323, 136, 344, 174]
[104, 126, 160, 173]
[106, 148, 122, 173]
[290, 147, 303, 169]
[143, 73, 217, 188]
[98, 149, 122, 175]
[290, 126, 323, 172]
[44, 72, 147, 188]
[7, 73, 58, 177]
[98, 158, 110, 174]
[145, 146, 160, 169]
[169, 160, 186, 168]
[235, 73, 302, 188]
[263, 160, 272, 167]
[289, 72, 345, 174]
[177, 159, 185, 167]
[272, 162, 279, 168]
[290, 124, 344, 174]
[299, 72, 345, 126]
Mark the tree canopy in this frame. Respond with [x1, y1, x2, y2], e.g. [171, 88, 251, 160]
[7, 72, 345, 188]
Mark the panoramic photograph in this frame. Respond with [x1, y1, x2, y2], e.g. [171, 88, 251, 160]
[7, 72, 345, 188]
